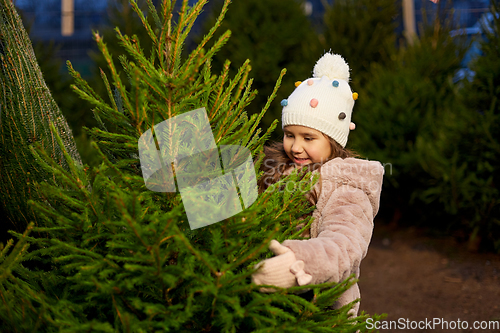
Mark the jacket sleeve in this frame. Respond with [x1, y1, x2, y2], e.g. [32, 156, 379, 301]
[281, 184, 374, 285]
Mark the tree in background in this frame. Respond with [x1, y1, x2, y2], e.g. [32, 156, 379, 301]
[321, 0, 399, 84]
[415, 2, 500, 251]
[350, 11, 469, 228]
[201, 0, 321, 140]
[0, 0, 381, 330]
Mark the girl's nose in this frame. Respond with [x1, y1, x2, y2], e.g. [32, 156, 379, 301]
[291, 142, 303, 153]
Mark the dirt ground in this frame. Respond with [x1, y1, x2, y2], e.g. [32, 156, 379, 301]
[358, 223, 500, 332]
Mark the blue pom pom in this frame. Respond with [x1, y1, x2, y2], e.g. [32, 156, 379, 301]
[281, 99, 288, 106]
[332, 80, 339, 87]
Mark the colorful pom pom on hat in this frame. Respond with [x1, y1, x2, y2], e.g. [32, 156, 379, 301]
[281, 52, 357, 148]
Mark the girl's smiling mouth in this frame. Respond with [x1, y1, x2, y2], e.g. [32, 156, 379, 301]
[293, 157, 310, 164]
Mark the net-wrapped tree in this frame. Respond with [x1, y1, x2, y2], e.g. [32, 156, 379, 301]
[0, 0, 82, 240]
[0, 0, 381, 331]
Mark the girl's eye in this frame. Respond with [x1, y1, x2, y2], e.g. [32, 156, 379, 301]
[305, 137, 313, 141]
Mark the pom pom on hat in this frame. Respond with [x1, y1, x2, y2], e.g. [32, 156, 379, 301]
[313, 53, 350, 81]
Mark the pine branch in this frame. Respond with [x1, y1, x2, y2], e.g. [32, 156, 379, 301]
[243, 68, 286, 148]
[130, 0, 159, 47]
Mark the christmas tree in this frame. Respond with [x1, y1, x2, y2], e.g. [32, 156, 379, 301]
[0, 0, 82, 238]
[321, 0, 399, 84]
[0, 0, 381, 331]
[416, 1, 500, 251]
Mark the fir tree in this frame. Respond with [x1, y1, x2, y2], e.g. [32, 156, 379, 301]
[0, 0, 82, 239]
[415, 2, 500, 251]
[1, 0, 381, 331]
[349, 11, 468, 225]
[321, 0, 399, 84]
[88, 0, 157, 109]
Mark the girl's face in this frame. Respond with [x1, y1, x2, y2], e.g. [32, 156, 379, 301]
[283, 125, 332, 166]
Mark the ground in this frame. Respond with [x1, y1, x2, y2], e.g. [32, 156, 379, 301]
[358, 223, 500, 333]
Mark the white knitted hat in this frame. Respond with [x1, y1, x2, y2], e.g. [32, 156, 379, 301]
[281, 53, 358, 148]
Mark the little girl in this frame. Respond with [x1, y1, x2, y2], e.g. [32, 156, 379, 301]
[251, 52, 384, 316]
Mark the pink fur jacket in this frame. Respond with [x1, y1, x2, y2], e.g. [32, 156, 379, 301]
[252, 157, 384, 316]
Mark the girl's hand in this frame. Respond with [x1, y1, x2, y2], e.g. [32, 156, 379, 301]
[251, 240, 312, 292]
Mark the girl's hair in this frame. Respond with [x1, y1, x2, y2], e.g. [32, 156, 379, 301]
[257, 134, 357, 195]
